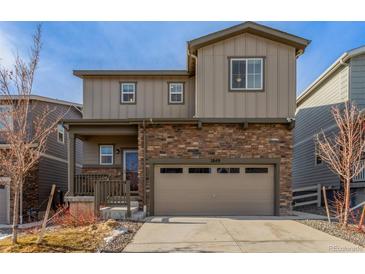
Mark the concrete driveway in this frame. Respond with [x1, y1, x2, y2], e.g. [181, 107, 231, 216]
[124, 216, 364, 253]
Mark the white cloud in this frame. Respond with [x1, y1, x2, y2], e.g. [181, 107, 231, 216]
[0, 29, 16, 68]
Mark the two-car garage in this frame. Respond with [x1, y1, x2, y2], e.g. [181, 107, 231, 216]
[152, 161, 278, 216]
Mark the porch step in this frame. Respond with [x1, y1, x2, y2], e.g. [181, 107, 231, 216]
[100, 205, 140, 220]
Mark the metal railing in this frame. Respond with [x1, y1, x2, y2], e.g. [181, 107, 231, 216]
[94, 180, 131, 217]
[353, 160, 365, 182]
[74, 174, 111, 196]
[292, 184, 321, 208]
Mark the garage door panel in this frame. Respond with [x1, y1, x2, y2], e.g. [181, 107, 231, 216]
[154, 164, 275, 216]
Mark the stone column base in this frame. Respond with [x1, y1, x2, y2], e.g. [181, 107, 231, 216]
[65, 196, 95, 218]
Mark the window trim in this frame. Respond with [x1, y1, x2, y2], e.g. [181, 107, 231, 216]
[99, 144, 114, 166]
[314, 142, 323, 166]
[168, 82, 185, 104]
[57, 124, 65, 144]
[120, 82, 137, 104]
[0, 105, 13, 131]
[228, 57, 264, 92]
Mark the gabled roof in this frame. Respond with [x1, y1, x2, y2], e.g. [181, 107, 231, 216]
[74, 22, 310, 77]
[0, 94, 82, 112]
[188, 21, 311, 55]
[297, 45, 365, 106]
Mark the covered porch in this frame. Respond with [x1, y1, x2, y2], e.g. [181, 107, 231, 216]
[63, 120, 143, 219]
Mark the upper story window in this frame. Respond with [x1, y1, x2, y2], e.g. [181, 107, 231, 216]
[0, 105, 13, 131]
[100, 145, 114, 165]
[57, 124, 65, 144]
[229, 58, 264, 91]
[168, 83, 184, 104]
[121, 82, 136, 104]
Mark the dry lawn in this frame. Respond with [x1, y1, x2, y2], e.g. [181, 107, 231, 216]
[0, 220, 119, 253]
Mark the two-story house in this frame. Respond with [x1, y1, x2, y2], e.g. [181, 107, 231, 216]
[294, 45, 365, 205]
[64, 21, 310, 217]
[0, 95, 82, 224]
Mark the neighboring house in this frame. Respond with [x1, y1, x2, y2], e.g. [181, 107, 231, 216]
[0, 95, 82, 224]
[64, 21, 310, 217]
[293, 46, 365, 204]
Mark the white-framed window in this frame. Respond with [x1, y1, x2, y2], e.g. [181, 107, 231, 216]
[120, 82, 136, 104]
[230, 58, 263, 90]
[0, 105, 13, 131]
[57, 124, 65, 144]
[168, 83, 184, 104]
[100, 145, 114, 165]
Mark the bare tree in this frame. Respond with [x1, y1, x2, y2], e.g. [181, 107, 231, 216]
[315, 102, 365, 227]
[0, 25, 63, 244]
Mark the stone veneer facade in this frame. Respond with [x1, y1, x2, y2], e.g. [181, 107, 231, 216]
[138, 123, 293, 215]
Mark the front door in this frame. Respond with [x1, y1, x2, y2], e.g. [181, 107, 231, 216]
[123, 150, 138, 193]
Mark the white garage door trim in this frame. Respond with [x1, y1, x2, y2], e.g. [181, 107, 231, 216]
[0, 177, 10, 224]
[150, 158, 280, 216]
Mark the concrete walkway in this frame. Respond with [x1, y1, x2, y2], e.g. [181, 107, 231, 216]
[124, 216, 364, 253]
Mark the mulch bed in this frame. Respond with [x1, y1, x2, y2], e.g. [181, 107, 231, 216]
[99, 221, 143, 252]
[298, 220, 365, 248]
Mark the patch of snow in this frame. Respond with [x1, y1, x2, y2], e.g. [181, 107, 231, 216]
[0, 233, 11, 240]
[104, 227, 128, 244]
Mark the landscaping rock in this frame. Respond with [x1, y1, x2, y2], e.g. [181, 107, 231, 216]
[99, 221, 143, 252]
[299, 220, 365, 248]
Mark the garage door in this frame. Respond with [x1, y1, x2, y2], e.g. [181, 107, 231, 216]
[154, 164, 275, 216]
[0, 184, 9, 224]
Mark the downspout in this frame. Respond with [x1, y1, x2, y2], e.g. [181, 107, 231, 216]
[19, 183, 23, 224]
[142, 120, 147, 215]
[188, 50, 198, 118]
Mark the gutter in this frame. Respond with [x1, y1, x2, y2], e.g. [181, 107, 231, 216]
[62, 117, 294, 127]
[297, 53, 349, 105]
[297, 45, 365, 106]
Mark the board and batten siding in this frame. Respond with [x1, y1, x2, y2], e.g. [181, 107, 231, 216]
[83, 135, 137, 166]
[83, 76, 195, 119]
[293, 65, 349, 188]
[350, 54, 365, 109]
[196, 33, 297, 118]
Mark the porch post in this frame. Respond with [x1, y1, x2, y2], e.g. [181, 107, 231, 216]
[68, 131, 76, 196]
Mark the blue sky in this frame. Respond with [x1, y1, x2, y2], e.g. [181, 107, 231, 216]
[1, 21, 365, 104]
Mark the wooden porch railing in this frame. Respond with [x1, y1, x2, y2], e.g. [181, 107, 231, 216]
[94, 180, 131, 218]
[74, 174, 111, 196]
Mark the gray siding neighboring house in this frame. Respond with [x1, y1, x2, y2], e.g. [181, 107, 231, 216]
[294, 46, 365, 203]
[0, 95, 82, 224]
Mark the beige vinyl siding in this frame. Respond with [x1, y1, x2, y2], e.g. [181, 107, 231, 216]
[196, 33, 297, 118]
[83, 135, 137, 166]
[83, 76, 195, 119]
[293, 65, 349, 188]
[350, 54, 365, 109]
